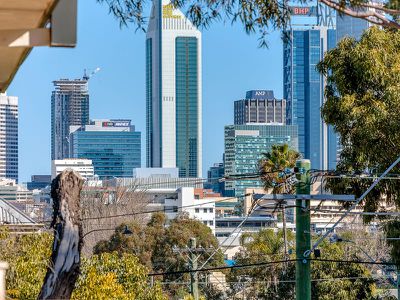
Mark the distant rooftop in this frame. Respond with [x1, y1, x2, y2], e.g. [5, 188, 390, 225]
[245, 90, 276, 100]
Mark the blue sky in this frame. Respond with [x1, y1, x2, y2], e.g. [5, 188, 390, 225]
[8, 1, 284, 182]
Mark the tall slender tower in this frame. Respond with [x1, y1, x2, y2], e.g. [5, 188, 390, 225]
[283, 27, 336, 170]
[51, 78, 89, 160]
[0, 93, 18, 182]
[146, 0, 202, 178]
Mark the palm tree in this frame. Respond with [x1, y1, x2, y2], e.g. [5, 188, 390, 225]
[258, 144, 300, 260]
[259, 144, 300, 194]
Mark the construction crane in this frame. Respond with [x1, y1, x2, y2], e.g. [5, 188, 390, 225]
[83, 67, 101, 80]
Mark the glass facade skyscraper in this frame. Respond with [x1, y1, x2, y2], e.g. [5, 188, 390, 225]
[146, 0, 202, 178]
[70, 120, 141, 179]
[51, 78, 89, 160]
[336, 14, 369, 41]
[283, 26, 337, 170]
[224, 124, 298, 197]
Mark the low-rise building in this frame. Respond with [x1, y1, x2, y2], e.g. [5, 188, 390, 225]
[26, 175, 51, 190]
[165, 187, 215, 232]
[114, 167, 203, 189]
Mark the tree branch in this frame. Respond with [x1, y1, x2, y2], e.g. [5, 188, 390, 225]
[320, 0, 400, 29]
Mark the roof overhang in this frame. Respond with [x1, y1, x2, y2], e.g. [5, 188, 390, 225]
[0, 0, 77, 92]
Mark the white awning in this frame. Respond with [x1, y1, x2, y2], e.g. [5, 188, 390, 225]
[0, 0, 77, 92]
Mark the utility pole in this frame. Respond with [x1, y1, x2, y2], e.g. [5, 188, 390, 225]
[282, 205, 288, 260]
[254, 160, 355, 300]
[295, 159, 311, 300]
[189, 238, 199, 300]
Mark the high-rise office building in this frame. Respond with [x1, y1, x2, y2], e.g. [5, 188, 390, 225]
[234, 90, 286, 125]
[283, 26, 337, 170]
[224, 124, 298, 197]
[0, 94, 18, 181]
[70, 119, 141, 179]
[336, 14, 370, 41]
[146, 0, 202, 178]
[51, 78, 89, 160]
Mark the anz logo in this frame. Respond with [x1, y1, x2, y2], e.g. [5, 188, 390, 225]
[255, 91, 266, 96]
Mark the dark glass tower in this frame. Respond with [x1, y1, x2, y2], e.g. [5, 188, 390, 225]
[51, 78, 89, 160]
[283, 27, 337, 170]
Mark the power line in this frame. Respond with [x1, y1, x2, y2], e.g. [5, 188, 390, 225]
[149, 259, 298, 276]
[148, 258, 398, 277]
[82, 193, 251, 221]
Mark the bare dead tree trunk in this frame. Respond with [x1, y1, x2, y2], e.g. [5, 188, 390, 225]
[38, 170, 84, 300]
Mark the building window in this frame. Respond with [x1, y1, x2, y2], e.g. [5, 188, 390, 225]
[195, 208, 199, 213]
[203, 221, 207, 225]
[209, 208, 213, 213]
[203, 208, 207, 213]
[209, 220, 214, 226]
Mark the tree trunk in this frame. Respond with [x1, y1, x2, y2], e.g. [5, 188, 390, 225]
[38, 170, 84, 300]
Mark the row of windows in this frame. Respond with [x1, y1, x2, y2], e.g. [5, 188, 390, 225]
[194, 208, 214, 213]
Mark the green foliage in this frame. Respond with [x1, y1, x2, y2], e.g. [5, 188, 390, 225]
[0, 231, 52, 300]
[0, 229, 165, 299]
[95, 212, 224, 296]
[311, 241, 376, 300]
[229, 229, 376, 299]
[384, 219, 400, 267]
[318, 27, 400, 222]
[72, 252, 165, 300]
[259, 144, 300, 193]
[229, 229, 296, 299]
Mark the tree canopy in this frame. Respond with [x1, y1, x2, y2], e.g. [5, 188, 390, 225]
[0, 230, 164, 300]
[228, 229, 378, 299]
[259, 144, 300, 194]
[318, 27, 400, 220]
[97, 0, 400, 46]
[94, 212, 224, 297]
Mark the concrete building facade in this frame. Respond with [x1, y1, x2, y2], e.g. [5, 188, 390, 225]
[51, 159, 94, 179]
[234, 90, 286, 125]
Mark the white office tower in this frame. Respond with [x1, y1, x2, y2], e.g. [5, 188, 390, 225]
[51, 159, 94, 180]
[0, 94, 18, 182]
[146, 0, 202, 178]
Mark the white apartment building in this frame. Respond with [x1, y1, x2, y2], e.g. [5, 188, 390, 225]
[51, 159, 94, 179]
[163, 187, 215, 232]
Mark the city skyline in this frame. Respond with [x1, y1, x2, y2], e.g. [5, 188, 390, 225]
[8, 1, 296, 182]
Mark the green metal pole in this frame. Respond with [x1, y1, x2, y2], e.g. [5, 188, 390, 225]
[295, 159, 311, 300]
[189, 238, 199, 300]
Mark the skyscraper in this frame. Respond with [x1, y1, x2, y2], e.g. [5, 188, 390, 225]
[283, 26, 337, 170]
[146, 0, 202, 178]
[336, 14, 370, 41]
[0, 94, 18, 181]
[70, 119, 141, 179]
[234, 90, 286, 125]
[51, 78, 89, 160]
